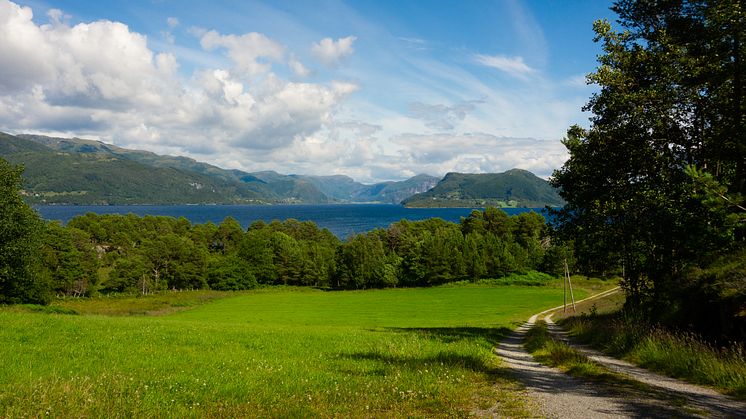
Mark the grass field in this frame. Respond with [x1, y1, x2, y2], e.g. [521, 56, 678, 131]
[0, 283, 599, 417]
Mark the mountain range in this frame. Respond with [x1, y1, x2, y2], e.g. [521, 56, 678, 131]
[0, 132, 563, 207]
[0, 132, 439, 205]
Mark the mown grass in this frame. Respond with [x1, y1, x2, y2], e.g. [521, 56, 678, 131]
[0, 284, 595, 417]
[563, 312, 746, 400]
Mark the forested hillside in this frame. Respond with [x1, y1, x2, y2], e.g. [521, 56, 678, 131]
[403, 169, 564, 208]
[2, 133, 441, 204]
[0, 132, 267, 205]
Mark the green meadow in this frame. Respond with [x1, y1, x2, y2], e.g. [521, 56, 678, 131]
[0, 284, 597, 417]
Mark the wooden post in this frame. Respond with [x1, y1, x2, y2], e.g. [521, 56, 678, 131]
[564, 259, 576, 312]
[568, 270, 576, 313]
[563, 258, 567, 312]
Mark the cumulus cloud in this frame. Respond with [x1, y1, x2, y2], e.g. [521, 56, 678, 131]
[311, 36, 356, 66]
[199, 30, 285, 76]
[474, 54, 535, 79]
[0, 0, 357, 163]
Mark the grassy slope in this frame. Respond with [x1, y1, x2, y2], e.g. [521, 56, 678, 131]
[0, 285, 591, 417]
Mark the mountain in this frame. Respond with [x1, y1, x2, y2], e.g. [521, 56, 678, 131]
[401, 169, 564, 208]
[1, 132, 438, 205]
[1, 132, 268, 205]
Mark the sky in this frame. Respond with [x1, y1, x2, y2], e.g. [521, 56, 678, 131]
[0, 0, 616, 183]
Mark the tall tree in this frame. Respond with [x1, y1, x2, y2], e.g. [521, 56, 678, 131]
[0, 158, 49, 304]
[552, 0, 745, 311]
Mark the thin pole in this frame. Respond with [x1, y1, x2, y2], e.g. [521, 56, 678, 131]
[563, 258, 567, 312]
[565, 259, 576, 312]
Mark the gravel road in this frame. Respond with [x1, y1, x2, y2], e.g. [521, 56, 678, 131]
[493, 289, 746, 418]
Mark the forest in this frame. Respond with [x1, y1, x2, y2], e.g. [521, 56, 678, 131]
[1, 196, 561, 299]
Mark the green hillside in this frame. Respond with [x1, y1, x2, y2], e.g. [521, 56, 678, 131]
[402, 169, 564, 208]
[1, 133, 268, 205]
[3, 133, 558, 206]
[6, 133, 446, 204]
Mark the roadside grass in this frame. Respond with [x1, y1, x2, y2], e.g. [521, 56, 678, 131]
[0, 285, 595, 417]
[524, 321, 694, 412]
[524, 321, 611, 380]
[562, 311, 746, 400]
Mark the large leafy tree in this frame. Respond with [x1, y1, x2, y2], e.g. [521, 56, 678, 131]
[0, 158, 49, 304]
[552, 0, 745, 311]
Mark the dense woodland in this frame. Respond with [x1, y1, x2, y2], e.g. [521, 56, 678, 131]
[0, 165, 560, 299]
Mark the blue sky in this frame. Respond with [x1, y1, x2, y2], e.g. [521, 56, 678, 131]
[1, 0, 615, 182]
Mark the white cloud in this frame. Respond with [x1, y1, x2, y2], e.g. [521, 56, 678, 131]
[0, 1, 55, 93]
[0, 0, 358, 165]
[474, 54, 535, 79]
[199, 29, 285, 76]
[288, 55, 310, 77]
[311, 36, 356, 67]
[390, 132, 567, 178]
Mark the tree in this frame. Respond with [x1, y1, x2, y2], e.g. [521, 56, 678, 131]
[41, 222, 98, 297]
[0, 159, 49, 304]
[335, 233, 400, 289]
[551, 1, 746, 315]
[206, 254, 257, 290]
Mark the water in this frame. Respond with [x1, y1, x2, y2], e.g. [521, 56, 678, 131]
[34, 204, 542, 238]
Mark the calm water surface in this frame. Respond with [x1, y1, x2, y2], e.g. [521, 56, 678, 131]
[35, 204, 542, 238]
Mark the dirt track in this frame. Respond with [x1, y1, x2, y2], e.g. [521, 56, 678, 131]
[493, 289, 746, 418]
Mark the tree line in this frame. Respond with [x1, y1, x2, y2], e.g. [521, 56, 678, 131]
[1, 159, 568, 303]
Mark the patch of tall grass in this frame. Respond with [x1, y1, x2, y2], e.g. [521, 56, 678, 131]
[563, 312, 746, 399]
[524, 321, 605, 377]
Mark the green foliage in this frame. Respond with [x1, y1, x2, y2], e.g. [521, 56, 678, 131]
[206, 254, 257, 291]
[40, 222, 99, 297]
[0, 158, 49, 304]
[550, 1, 746, 335]
[23, 206, 575, 296]
[335, 232, 401, 289]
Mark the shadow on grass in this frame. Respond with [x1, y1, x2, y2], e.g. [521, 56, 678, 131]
[342, 326, 514, 379]
[385, 326, 513, 346]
